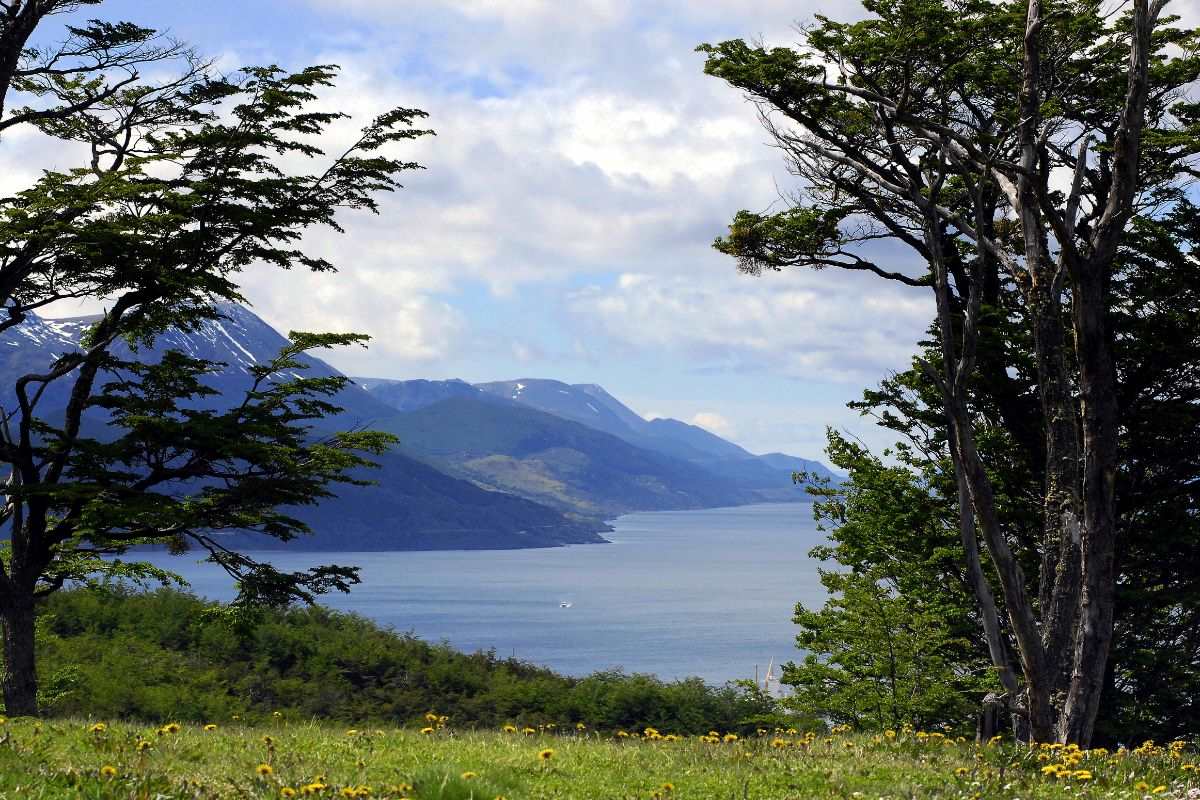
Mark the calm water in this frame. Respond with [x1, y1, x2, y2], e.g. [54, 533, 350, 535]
[133, 503, 830, 684]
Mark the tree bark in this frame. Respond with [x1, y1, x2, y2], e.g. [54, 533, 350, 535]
[1, 591, 38, 716]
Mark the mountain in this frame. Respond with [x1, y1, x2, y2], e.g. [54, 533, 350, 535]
[372, 395, 754, 519]
[3, 306, 608, 551]
[472, 378, 835, 490]
[353, 377, 485, 413]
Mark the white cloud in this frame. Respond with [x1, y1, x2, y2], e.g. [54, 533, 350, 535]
[691, 411, 734, 437]
[567, 270, 931, 384]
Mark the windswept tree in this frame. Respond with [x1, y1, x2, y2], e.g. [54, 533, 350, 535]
[0, 2, 432, 715]
[701, 0, 1200, 744]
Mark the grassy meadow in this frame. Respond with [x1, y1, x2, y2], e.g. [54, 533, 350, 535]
[0, 716, 1196, 800]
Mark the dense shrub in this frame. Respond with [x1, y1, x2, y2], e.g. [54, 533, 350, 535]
[25, 587, 788, 733]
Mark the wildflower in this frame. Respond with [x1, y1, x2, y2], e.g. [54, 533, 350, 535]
[770, 738, 788, 749]
[301, 784, 327, 796]
[1041, 765, 1062, 776]
[1071, 770, 1093, 781]
[1184, 763, 1197, 772]
[723, 733, 738, 743]
[576, 722, 586, 731]
[884, 730, 896, 739]
[136, 740, 152, 752]
[616, 731, 629, 738]
[355, 789, 371, 799]
[502, 724, 517, 734]
[263, 735, 276, 746]
[89, 722, 108, 734]
[522, 726, 536, 735]
[954, 768, 970, 777]
[273, 711, 283, 718]
[204, 724, 218, 732]
[1136, 782, 1152, 792]
[341, 789, 358, 799]
[232, 714, 241, 721]
[420, 727, 435, 735]
[100, 765, 118, 778]
[1151, 787, 1168, 795]
[643, 727, 659, 738]
[461, 772, 478, 780]
[538, 748, 554, 761]
[281, 790, 297, 799]
[988, 734, 1003, 746]
[257, 764, 275, 777]
[425, 712, 439, 723]
[163, 722, 181, 734]
[346, 729, 359, 737]
[0, 717, 6, 725]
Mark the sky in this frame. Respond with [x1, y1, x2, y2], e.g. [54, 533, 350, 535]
[17, 0, 1196, 461]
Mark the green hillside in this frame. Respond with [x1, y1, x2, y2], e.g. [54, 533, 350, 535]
[379, 397, 753, 519]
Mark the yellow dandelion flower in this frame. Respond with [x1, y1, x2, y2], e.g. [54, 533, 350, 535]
[263, 735, 276, 746]
[1183, 764, 1197, 772]
[346, 729, 359, 737]
[576, 722, 586, 731]
[256, 763, 274, 777]
[425, 712, 439, 723]
[538, 748, 554, 761]
[204, 723, 218, 732]
[643, 727, 659, 738]
[502, 724, 517, 734]
[954, 767, 970, 777]
[420, 726, 435, 735]
[522, 726, 536, 736]
[341, 788, 358, 799]
[136, 740, 152, 752]
[723, 733, 738, 743]
[616, 731, 629, 738]
[163, 722, 181, 734]
[884, 729, 896, 739]
[1135, 782, 1152, 792]
[1040, 765, 1062, 775]
[660, 782, 675, 792]
[461, 772, 478, 780]
[281, 790, 297, 799]
[1152, 787, 1168, 795]
[1071, 769, 1093, 781]
[100, 765, 118, 778]
[354, 789, 371, 799]
[0, 717, 6, 725]
[89, 722, 108, 733]
[272, 711, 283, 718]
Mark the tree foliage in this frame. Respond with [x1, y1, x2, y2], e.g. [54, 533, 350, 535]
[702, 0, 1200, 743]
[0, 3, 432, 715]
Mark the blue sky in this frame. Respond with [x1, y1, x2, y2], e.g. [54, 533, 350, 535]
[26, 0, 963, 460]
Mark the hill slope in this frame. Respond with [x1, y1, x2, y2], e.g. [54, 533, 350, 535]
[2, 307, 607, 551]
[376, 396, 754, 518]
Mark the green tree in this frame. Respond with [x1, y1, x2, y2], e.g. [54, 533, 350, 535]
[796, 200, 1200, 743]
[0, 4, 432, 714]
[701, 0, 1200, 743]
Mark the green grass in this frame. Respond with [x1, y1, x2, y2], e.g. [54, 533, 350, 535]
[0, 717, 1195, 800]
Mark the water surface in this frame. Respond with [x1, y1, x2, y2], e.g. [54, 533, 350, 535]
[134, 503, 830, 684]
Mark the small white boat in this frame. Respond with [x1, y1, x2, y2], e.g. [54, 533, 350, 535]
[560, 601, 573, 608]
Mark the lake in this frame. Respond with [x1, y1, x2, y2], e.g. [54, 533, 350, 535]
[132, 503, 831, 685]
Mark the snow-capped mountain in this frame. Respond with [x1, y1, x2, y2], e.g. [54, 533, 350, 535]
[0, 304, 608, 551]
